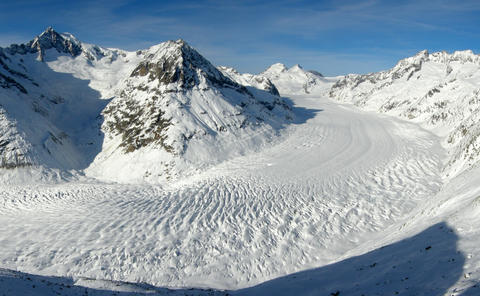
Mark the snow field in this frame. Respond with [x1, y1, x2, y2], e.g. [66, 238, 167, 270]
[0, 95, 444, 290]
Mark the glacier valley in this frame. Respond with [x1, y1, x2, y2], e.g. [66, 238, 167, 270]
[1, 28, 480, 295]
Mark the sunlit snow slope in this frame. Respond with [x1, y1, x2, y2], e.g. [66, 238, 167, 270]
[260, 63, 342, 95]
[329, 49, 480, 179]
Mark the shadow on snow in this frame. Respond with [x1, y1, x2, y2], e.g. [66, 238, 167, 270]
[0, 222, 469, 296]
[281, 95, 323, 125]
[234, 221, 465, 296]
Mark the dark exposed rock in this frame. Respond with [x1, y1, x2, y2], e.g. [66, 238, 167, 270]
[131, 39, 252, 96]
[103, 98, 174, 154]
[0, 72, 27, 94]
[308, 70, 324, 77]
[4, 27, 82, 61]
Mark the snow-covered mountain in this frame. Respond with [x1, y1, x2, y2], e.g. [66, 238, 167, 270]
[0, 28, 292, 183]
[328, 49, 480, 178]
[260, 63, 341, 95]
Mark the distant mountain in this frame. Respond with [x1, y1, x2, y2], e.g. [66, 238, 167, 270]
[0, 28, 292, 183]
[260, 63, 340, 95]
[328, 49, 480, 178]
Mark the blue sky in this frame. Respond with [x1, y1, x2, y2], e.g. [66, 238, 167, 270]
[0, 0, 479, 76]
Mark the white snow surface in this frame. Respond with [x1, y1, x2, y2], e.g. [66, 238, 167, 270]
[0, 94, 448, 293]
[329, 49, 480, 179]
[0, 32, 292, 184]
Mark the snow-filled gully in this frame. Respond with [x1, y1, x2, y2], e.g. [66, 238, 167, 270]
[0, 95, 445, 290]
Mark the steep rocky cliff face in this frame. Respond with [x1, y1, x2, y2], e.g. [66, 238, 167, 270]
[329, 50, 480, 177]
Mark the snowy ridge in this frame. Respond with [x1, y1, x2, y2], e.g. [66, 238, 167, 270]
[260, 63, 341, 95]
[329, 49, 480, 178]
[0, 29, 140, 182]
[218, 66, 281, 97]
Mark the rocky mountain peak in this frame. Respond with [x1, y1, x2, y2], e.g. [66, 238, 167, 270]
[130, 39, 248, 94]
[32, 27, 82, 61]
[4, 27, 82, 61]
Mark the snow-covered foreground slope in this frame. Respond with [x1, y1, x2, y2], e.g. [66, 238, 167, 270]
[0, 94, 445, 293]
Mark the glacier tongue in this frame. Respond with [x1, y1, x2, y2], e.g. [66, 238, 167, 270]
[0, 94, 444, 290]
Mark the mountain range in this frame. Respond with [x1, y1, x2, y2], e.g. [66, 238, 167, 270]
[0, 27, 294, 183]
[2, 28, 480, 295]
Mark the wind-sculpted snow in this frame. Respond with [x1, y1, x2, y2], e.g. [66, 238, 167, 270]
[0, 95, 443, 290]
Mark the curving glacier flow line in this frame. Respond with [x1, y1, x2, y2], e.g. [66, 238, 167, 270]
[0, 94, 445, 290]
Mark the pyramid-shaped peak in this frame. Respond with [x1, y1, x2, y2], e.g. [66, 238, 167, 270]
[28, 27, 82, 61]
[40, 27, 56, 35]
[261, 63, 288, 75]
[131, 39, 242, 91]
[290, 64, 304, 72]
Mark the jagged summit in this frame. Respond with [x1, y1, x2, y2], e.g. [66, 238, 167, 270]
[391, 49, 480, 74]
[4, 27, 82, 61]
[3, 27, 124, 63]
